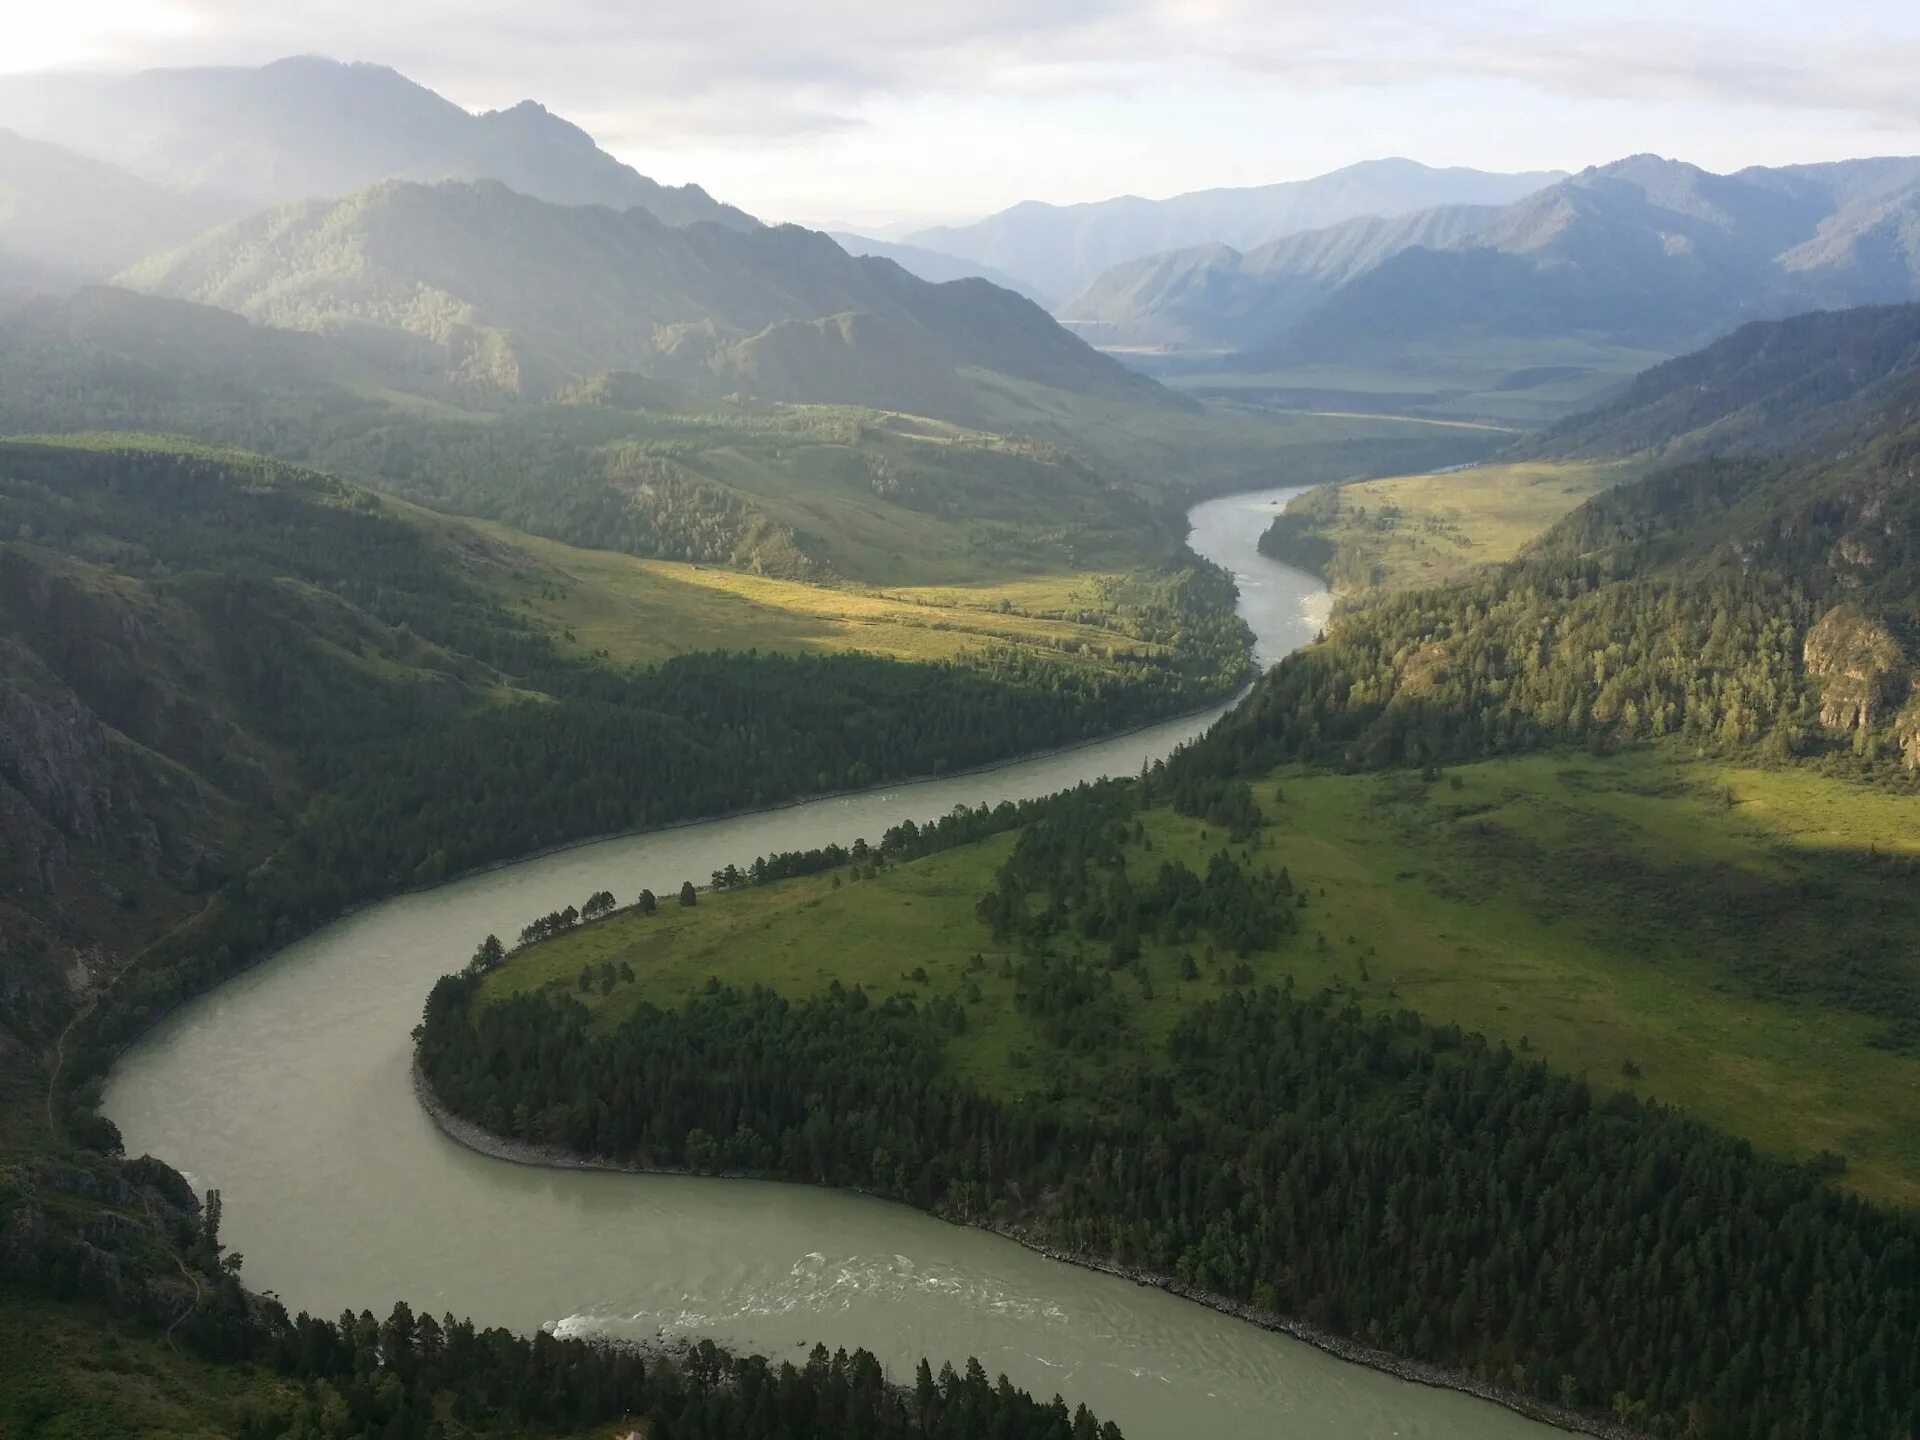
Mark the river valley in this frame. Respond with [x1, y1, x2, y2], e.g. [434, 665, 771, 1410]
[105, 486, 1558, 1440]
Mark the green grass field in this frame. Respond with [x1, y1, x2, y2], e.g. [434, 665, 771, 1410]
[452, 516, 1162, 669]
[488, 748, 1920, 1206]
[1163, 337, 1673, 429]
[0, 1296, 297, 1440]
[1263, 459, 1630, 597]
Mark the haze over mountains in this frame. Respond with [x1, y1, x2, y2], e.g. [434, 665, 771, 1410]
[827, 234, 1052, 307]
[119, 178, 1167, 419]
[1066, 155, 1920, 359]
[902, 159, 1566, 303]
[0, 130, 229, 284]
[5, 52, 1920, 436]
[0, 55, 751, 243]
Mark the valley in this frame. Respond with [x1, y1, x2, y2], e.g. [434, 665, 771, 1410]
[102, 488, 1465, 1440]
[5, 32, 1920, 1440]
[1255, 458, 1631, 598]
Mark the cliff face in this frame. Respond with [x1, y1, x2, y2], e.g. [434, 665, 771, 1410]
[1, 666, 134, 866]
[0, 552, 275, 1044]
[1803, 604, 1907, 732]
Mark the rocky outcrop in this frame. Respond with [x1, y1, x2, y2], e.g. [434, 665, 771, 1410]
[0, 1152, 204, 1323]
[0, 669, 118, 849]
[1897, 689, 1920, 770]
[1803, 603, 1907, 732]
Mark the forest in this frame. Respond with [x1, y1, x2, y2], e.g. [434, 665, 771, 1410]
[1213, 437, 1920, 787]
[8, 1171, 1120, 1440]
[418, 762, 1920, 1439]
[0, 437, 1255, 1098]
[421, 958, 1920, 1440]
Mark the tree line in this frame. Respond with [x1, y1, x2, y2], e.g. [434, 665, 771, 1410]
[419, 971, 1920, 1440]
[1, 441, 1243, 1124]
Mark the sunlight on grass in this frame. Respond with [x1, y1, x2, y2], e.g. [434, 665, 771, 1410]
[487, 747, 1920, 1207]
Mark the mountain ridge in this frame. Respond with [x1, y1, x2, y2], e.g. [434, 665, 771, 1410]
[0, 128, 230, 283]
[117, 177, 1172, 420]
[903, 158, 1564, 301]
[0, 55, 753, 230]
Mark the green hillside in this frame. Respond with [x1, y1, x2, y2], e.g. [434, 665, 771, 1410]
[1255, 458, 1631, 597]
[1210, 427, 1920, 784]
[117, 179, 1169, 421]
[1526, 302, 1920, 461]
[423, 747, 1920, 1438]
[0, 432, 1260, 1069]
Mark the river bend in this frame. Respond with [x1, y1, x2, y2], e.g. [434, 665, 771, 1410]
[106, 487, 1554, 1440]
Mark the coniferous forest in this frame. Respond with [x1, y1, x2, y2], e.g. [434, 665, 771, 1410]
[418, 769, 1920, 1440]
[420, 955, 1920, 1439]
[11, 42, 1920, 1440]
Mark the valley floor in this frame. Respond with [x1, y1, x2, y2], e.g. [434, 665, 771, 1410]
[485, 746, 1920, 1206]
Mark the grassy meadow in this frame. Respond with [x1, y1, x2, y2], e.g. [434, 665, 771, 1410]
[1261, 458, 1631, 596]
[486, 748, 1920, 1207]
[459, 517, 1164, 669]
[1163, 336, 1673, 429]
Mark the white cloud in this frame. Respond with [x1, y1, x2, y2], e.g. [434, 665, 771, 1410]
[9, 1, 1920, 216]
[25, 0, 1920, 137]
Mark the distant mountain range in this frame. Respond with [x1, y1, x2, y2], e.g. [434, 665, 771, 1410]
[1061, 204, 1502, 351]
[120, 178, 1171, 420]
[828, 233, 1052, 307]
[0, 55, 751, 240]
[1065, 155, 1920, 360]
[904, 159, 1565, 302]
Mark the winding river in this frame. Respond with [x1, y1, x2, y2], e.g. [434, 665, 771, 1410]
[105, 487, 1556, 1440]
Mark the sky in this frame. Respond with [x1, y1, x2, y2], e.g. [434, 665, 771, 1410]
[8, 1, 1920, 229]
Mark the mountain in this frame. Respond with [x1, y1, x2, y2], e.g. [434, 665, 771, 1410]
[829, 232, 1054, 306]
[1059, 204, 1501, 350]
[1066, 155, 1920, 363]
[904, 159, 1564, 303]
[0, 129, 227, 282]
[0, 55, 751, 229]
[119, 178, 1174, 420]
[1271, 154, 1920, 360]
[1526, 303, 1920, 461]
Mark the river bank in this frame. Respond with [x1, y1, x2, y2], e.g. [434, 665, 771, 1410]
[110, 485, 1554, 1440]
[411, 1060, 1639, 1440]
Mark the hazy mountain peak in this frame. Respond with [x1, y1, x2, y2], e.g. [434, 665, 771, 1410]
[0, 56, 755, 229]
[118, 176, 1168, 421]
[903, 158, 1563, 300]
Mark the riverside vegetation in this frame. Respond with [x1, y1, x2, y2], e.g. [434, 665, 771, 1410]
[1, 264, 1472, 1437]
[0, 429, 1250, 1440]
[418, 304, 1920, 1440]
[10, 72, 1920, 1438]
[419, 763, 1920, 1440]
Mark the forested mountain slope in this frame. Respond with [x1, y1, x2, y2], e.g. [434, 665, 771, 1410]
[0, 55, 751, 229]
[119, 179, 1173, 420]
[0, 434, 1254, 1052]
[1213, 420, 1920, 781]
[1059, 204, 1501, 350]
[1525, 302, 1920, 461]
[1268, 154, 1920, 360]
[0, 286, 1496, 527]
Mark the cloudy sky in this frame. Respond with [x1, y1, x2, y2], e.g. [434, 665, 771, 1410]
[9, 1, 1920, 228]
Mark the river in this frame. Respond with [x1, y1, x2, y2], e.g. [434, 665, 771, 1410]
[105, 486, 1557, 1440]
